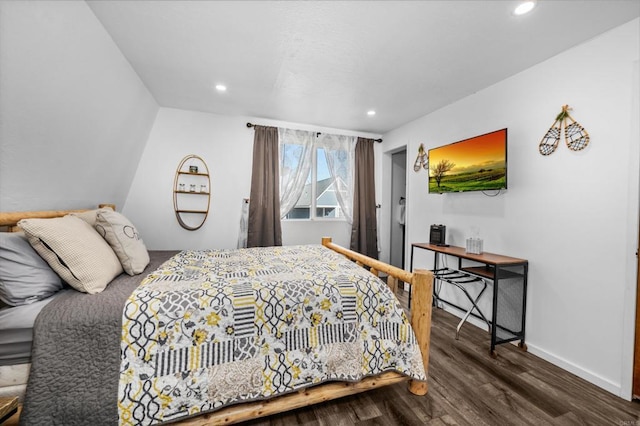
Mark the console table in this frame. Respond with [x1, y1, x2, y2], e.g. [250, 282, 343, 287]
[410, 243, 528, 357]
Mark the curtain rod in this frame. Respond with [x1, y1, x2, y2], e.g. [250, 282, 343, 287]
[246, 122, 382, 143]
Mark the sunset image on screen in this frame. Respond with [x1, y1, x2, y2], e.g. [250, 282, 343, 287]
[428, 129, 507, 193]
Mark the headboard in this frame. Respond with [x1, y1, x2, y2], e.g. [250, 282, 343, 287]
[0, 204, 115, 232]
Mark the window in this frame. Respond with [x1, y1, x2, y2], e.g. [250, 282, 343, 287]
[279, 130, 355, 222]
[285, 147, 347, 220]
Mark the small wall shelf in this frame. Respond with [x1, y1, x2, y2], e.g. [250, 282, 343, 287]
[173, 155, 211, 231]
[177, 171, 209, 176]
[174, 191, 211, 195]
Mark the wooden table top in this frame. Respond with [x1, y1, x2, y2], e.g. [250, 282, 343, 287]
[411, 243, 528, 266]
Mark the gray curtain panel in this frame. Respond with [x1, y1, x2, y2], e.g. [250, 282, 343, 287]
[350, 137, 378, 259]
[247, 125, 282, 247]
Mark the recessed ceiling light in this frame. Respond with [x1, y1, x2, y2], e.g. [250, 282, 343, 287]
[367, 110, 376, 116]
[514, 1, 536, 16]
[215, 84, 227, 92]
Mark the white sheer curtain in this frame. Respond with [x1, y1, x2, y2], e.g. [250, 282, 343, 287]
[317, 133, 356, 224]
[278, 128, 315, 218]
[237, 198, 249, 248]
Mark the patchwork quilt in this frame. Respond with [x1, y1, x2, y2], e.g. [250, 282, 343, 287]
[117, 245, 425, 425]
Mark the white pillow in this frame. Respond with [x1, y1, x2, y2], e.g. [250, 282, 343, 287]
[95, 210, 149, 275]
[18, 216, 123, 294]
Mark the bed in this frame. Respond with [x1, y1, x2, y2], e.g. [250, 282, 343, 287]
[0, 208, 433, 425]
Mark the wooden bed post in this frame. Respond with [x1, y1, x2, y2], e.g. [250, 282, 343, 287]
[386, 275, 398, 293]
[408, 269, 433, 395]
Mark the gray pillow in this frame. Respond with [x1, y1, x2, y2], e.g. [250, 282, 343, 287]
[0, 232, 63, 306]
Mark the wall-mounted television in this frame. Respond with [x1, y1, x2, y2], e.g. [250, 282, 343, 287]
[428, 128, 507, 194]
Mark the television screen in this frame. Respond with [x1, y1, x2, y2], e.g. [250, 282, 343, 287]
[428, 128, 507, 194]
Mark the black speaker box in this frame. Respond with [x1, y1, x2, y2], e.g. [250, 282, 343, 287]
[430, 225, 446, 245]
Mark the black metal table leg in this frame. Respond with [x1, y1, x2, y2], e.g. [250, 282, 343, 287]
[519, 262, 529, 351]
[490, 266, 500, 358]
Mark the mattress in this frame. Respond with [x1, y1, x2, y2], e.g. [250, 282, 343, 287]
[0, 363, 30, 400]
[0, 294, 63, 400]
[0, 293, 63, 366]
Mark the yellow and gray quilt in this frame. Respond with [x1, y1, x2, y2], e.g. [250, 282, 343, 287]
[117, 245, 425, 425]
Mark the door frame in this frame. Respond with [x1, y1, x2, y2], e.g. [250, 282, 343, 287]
[633, 212, 640, 399]
[630, 60, 640, 400]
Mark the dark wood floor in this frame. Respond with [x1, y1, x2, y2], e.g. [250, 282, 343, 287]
[243, 289, 640, 426]
[6, 289, 640, 425]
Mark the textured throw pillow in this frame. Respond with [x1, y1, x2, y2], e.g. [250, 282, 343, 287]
[95, 209, 149, 275]
[18, 216, 123, 294]
[69, 206, 114, 227]
[0, 231, 63, 306]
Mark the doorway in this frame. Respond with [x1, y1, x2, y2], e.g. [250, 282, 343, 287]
[390, 149, 407, 269]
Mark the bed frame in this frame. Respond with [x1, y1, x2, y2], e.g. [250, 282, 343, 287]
[0, 208, 434, 425]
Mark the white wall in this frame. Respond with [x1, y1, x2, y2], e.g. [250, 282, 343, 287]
[0, 1, 158, 212]
[123, 107, 378, 250]
[380, 19, 640, 398]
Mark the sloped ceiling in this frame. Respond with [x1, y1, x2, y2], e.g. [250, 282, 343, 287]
[0, 1, 158, 212]
[88, 0, 639, 133]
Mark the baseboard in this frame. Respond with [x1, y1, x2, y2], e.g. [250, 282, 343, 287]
[435, 305, 625, 399]
[524, 343, 624, 399]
